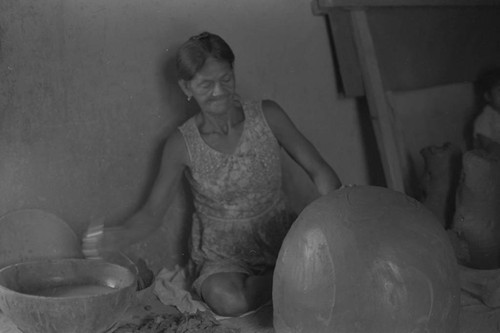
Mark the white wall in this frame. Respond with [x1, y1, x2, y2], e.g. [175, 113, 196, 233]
[0, 0, 473, 269]
[0, 0, 371, 268]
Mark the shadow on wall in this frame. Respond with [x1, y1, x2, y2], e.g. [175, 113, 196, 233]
[121, 41, 197, 217]
[324, 15, 386, 188]
[355, 98, 387, 187]
[124, 42, 199, 271]
[158, 42, 200, 125]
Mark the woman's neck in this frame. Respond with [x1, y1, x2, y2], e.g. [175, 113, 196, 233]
[204, 112, 232, 135]
[198, 104, 243, 136]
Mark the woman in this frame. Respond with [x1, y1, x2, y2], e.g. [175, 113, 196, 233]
[85, 32, 341, 317]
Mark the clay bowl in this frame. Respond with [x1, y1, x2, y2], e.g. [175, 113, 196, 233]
[0, 258, 137, 333]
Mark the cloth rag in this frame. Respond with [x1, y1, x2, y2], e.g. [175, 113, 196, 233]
[153, 265, 270, 320]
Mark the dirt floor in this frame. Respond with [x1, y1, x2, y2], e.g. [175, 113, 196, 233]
[104, 287, 500, 333]
[1, 284, 500, 333]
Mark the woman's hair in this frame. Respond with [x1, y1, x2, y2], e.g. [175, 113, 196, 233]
[475, 67, 500, 98]
[176, 32, 235, 81]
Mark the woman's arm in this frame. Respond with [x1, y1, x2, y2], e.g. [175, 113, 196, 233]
[262, 99, 342, 196]
[90, 129, 188, 252]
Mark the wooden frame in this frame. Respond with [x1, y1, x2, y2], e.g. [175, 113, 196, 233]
[313, 0, 500, 193]
[316, 0, 500, 9]
[348, 9, 406, 192]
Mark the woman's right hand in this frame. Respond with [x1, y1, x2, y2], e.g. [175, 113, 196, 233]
[82, 219, 104, 258]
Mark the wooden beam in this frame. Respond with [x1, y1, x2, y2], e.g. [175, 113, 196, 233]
[349, 9, 406, 192]
[317, 0, 500, 9]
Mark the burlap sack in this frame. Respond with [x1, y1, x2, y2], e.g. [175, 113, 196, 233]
[420, 142, 462, 228]
[452, 149, 500, 269]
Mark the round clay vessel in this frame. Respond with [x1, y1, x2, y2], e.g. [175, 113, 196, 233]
[273, 185, 460, 333]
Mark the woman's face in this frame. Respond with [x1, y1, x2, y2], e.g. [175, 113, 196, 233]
[180, 57, 236, 115]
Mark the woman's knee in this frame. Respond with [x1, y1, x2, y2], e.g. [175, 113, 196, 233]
[201, 273, 250, 317]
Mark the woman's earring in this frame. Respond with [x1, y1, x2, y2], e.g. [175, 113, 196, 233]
[187, 95, 192, 102]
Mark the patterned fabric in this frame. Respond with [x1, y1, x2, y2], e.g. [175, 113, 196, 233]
[178, 100, 295, 294]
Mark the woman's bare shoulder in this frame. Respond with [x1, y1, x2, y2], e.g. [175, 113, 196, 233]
[261, 99, 288, 124]
[261, 99, 282, 112]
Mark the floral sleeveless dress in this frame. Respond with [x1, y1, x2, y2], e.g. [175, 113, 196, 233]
[178, 100, 296, 295]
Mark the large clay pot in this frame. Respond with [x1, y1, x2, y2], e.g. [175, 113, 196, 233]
[273, 186, 460, 333]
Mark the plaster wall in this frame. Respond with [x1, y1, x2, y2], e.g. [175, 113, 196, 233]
[0, 0, 475, 269]
[0, 0, 370, 269]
